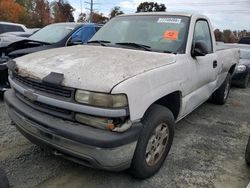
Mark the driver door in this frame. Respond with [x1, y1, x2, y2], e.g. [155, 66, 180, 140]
[183, 20, 219, 115]
[192, 20, 218, 90]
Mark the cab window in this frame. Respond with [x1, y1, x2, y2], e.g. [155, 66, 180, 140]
[193, 20, 213, 54]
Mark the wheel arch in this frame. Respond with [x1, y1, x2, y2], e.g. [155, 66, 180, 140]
[229, 64, 236, 75]
[143, 91, 182, 120]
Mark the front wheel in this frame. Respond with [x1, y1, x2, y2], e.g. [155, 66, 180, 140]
[130, 104, 175, 179]
[212, 73, 231, 105]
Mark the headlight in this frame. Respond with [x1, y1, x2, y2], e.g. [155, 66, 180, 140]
[235, 64, 246, 73]
[75, 90, 128, 108]
[75, 114, 115, 130]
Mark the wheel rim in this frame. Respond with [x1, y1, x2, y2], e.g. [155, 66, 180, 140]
[224, 81, 230, 100]
[145, 123, 169, 166]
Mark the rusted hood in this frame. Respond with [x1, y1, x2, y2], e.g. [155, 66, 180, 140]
[14, 45, 176, 92]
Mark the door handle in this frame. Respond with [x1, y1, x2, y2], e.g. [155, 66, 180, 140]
[213, 60, 218, 68]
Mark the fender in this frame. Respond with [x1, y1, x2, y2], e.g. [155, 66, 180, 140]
[112, 61, 186, 121]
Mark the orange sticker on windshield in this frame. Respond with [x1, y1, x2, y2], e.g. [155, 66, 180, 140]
[163, 30, 179, 40]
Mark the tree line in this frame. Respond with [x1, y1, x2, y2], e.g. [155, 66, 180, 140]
[214, 29, 250, 43]
[77, 2, 166, 23]
[0, 0, 74, 28]
[1, 0, 249, 42]
[0, 1, 166, 27]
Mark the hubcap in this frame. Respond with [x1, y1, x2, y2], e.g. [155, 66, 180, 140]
[145, 123, 169, 166]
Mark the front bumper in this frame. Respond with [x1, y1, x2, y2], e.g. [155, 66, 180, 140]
[5, 89, 142, 171]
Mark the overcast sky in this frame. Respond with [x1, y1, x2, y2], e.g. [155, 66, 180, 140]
[68, 0, 250, 30]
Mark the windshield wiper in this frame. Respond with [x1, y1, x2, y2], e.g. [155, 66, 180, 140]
[87, 40, 111, 46]
[27, 40, 51, 45]
[115, 42, 152, 51]
[161, 50, 177, 54]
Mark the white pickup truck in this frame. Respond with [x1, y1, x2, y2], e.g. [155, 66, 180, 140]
[5, 12, 239, 178]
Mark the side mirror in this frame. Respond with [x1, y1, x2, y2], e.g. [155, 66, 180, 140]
[71, 41, 83, 45]
[67, 37, 83, 46]
[67, 38, 83, 46]
[191, 41, 208, 57]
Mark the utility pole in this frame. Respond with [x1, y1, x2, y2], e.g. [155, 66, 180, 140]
[85, 0, 98, 23]
[90, 0, 93, 22]
[80, 0, 82, 14]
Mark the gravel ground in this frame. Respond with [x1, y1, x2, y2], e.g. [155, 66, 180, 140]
[0, 87, 250, 188]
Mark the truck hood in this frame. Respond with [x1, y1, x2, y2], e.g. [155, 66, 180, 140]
[15, 45, 176, 92]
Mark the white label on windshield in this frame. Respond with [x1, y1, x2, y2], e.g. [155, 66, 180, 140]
[157, 18, 182, 24]
[66, 27, 74, 31]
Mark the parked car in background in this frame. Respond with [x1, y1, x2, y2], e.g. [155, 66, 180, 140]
[217, 43, 250, 88]
[0, 21, 29, 34]
[0, 30, 39, 48]
[239, 37, 250, 45]
[4, 12, 239, 179]
[233, 49, 250, 88]
[246, 136, 250, 165]
[1, 28, 39, 38]
[0, 22, 39, 48]
[0, 22, 102, 92]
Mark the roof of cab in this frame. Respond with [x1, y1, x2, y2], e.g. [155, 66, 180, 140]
[0, 21, 26, 27]
[118, 12, 193, 17]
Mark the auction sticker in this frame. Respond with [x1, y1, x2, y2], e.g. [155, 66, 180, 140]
[163, 30, 179, 40]
[158, 18, 182, 24]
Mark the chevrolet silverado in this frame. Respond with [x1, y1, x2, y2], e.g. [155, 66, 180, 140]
[4, 12, 239, 178]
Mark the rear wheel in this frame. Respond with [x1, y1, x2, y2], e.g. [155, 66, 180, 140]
[130, 104, 175, 179]
[212, 73, 231, 105]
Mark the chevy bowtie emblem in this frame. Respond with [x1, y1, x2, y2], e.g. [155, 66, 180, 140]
[23, 90, 38, 101]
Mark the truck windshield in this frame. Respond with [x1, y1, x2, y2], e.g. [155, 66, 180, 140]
[29, 24, 78, 44]
[90, 15, 190, 54]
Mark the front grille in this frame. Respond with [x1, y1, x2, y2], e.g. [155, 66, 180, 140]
[14, 74, 74, 98]
[16, 92, 74, 121]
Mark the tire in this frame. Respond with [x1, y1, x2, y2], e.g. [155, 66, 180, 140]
[130, 104, 175, 179]
[239, 73, 249, 88]
[245, 136, 250, 165]
[212, 73, 231, 105]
